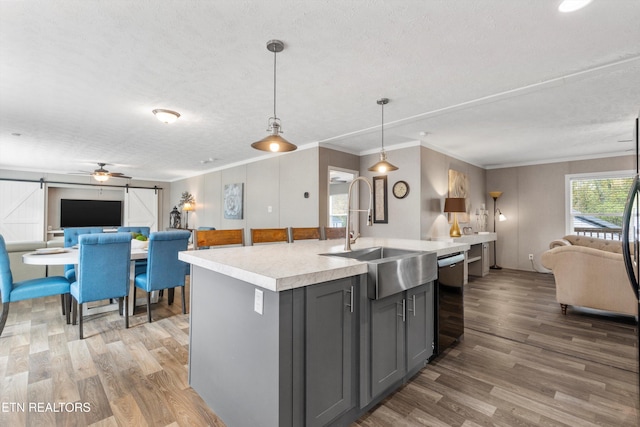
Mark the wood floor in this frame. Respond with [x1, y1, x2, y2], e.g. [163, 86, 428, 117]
[0, 269, 637, 426]
[356, 269, 639, 427]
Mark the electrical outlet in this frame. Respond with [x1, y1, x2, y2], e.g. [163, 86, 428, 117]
[528, 253, 534, 260]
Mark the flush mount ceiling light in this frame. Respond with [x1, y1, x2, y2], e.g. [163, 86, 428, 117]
[558, 0, 592, 12]
[251, 40, 297, 153]
[152, 109, 181, 124]
[368, 98, 399, 173]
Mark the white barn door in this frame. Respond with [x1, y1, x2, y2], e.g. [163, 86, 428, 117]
[0, 181, 45, 242]
[123, 188, 159, 232]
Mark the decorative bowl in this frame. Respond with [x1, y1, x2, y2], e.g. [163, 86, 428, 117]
[131, 239, 148, 249]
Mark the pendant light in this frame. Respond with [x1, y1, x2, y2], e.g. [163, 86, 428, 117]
[368, 98, 398, 173]
[251, 40, 297, 153]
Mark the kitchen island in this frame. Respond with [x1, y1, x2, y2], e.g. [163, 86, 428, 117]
[179, 237, 469, 427]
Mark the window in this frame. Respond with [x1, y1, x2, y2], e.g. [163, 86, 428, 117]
[566, 171, 634, 240]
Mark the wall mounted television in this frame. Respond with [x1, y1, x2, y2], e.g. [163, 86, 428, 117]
[60, 199, 122, 228]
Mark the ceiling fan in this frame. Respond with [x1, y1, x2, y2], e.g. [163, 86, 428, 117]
[72, 163, 132, 182]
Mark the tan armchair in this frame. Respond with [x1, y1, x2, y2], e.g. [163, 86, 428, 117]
[541, 235, 637, 316]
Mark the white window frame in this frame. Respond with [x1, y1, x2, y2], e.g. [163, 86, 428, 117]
[564, 169, 634, 236]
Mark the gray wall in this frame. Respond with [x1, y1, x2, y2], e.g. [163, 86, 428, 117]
[359, 146, 423, 239]
[419, 146, 487, 240]
[170, 148, 320, 243]
[172, 145, 489, 244]
[319, 147, 360, 228]
[487, 154, 635, 271]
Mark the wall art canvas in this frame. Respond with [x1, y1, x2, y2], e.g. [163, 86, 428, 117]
[224, 183, 244, 219]
[448, 169, 470, 223]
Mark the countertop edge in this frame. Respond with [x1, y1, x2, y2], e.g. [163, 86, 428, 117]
[180, 238, 470, 292]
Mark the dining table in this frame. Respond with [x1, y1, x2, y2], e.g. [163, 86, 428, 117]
[22, 245, 153, 316]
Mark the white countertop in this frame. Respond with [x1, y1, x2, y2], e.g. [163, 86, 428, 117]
[179, 237, 469, 292]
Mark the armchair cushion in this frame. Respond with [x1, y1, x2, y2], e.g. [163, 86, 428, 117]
[541, 235, 636, 316]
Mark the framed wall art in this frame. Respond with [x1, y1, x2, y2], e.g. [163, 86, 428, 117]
[373, 175, 388, 224]
[224, 183, 244, 219]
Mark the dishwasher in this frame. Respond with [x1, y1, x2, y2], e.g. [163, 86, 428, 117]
[436, 253, 465, 354]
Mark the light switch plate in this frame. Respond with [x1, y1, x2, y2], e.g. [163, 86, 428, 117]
[254, 289, 263, 315]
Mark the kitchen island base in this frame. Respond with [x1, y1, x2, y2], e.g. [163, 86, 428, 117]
[189, 265, 436, 427]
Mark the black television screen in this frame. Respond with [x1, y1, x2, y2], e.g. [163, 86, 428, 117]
[60, 199, 122, 228]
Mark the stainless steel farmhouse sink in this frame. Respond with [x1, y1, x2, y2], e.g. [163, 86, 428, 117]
[322, 247, 438, 299]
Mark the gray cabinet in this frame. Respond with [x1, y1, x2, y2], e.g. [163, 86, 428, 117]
[370, 292, 405, 397]
[406, 284, 435, 375]
[366, 282, 435, 403]
[305, 278, 357, 427]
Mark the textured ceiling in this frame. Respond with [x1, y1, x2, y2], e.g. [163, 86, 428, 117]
[1, 1, 639, 182]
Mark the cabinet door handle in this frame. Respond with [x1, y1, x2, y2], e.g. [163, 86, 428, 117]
[406, 294, 416, 316]
[397, 299, 406, 322]
[345, 286, 354, 313]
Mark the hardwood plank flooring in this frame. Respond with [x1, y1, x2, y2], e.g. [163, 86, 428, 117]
[0, 270, 637, 426]
[356, 269, 639, 426]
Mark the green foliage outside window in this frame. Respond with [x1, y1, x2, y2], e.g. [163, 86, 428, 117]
[571, 177, 633, 228]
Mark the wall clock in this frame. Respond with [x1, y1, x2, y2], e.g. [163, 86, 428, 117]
[392, 180, 409, 199]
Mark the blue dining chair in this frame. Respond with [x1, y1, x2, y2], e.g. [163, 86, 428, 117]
[70, 232, 132, 339]
[133, 231, 190, 323]
[0, 234, 71, 337]
[63, 227, 103, 283]
[117, 226, 151, 276]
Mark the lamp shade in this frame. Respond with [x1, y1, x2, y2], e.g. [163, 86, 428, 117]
[251, 132, 297, 153]
[444, 197, 466, 213]
[182, 202, 194, 212]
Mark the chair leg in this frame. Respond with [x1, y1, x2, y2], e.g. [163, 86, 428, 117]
[124, 296, 129, 329]
[181, 286, 186, 314]
[72, 299, 78, 325]
[132, 287, 137, 315]
[0, 302, 9, 337]
[65, 294, 70, 325]
[147, 293, 152, 323]
[60, 294, 66, 316]
[118, 298, 123, 316]
[168, 288, 175, 305]
[79, 303, 83, 339]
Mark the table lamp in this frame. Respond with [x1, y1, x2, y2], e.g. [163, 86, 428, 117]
[444, 197, 466, 237]
[182, 202, 194, 229]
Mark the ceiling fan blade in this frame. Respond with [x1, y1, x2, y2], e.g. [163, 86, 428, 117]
[109, 173, 132, 179]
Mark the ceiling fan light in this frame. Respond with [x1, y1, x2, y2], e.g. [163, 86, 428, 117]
[93, 173, 110, 182]
[558, 0, 592, 13]
[152, 109, 180, 124]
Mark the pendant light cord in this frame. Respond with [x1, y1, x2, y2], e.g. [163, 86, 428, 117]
[273, 48, 277, 119]
[381, 101, 384, 150]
